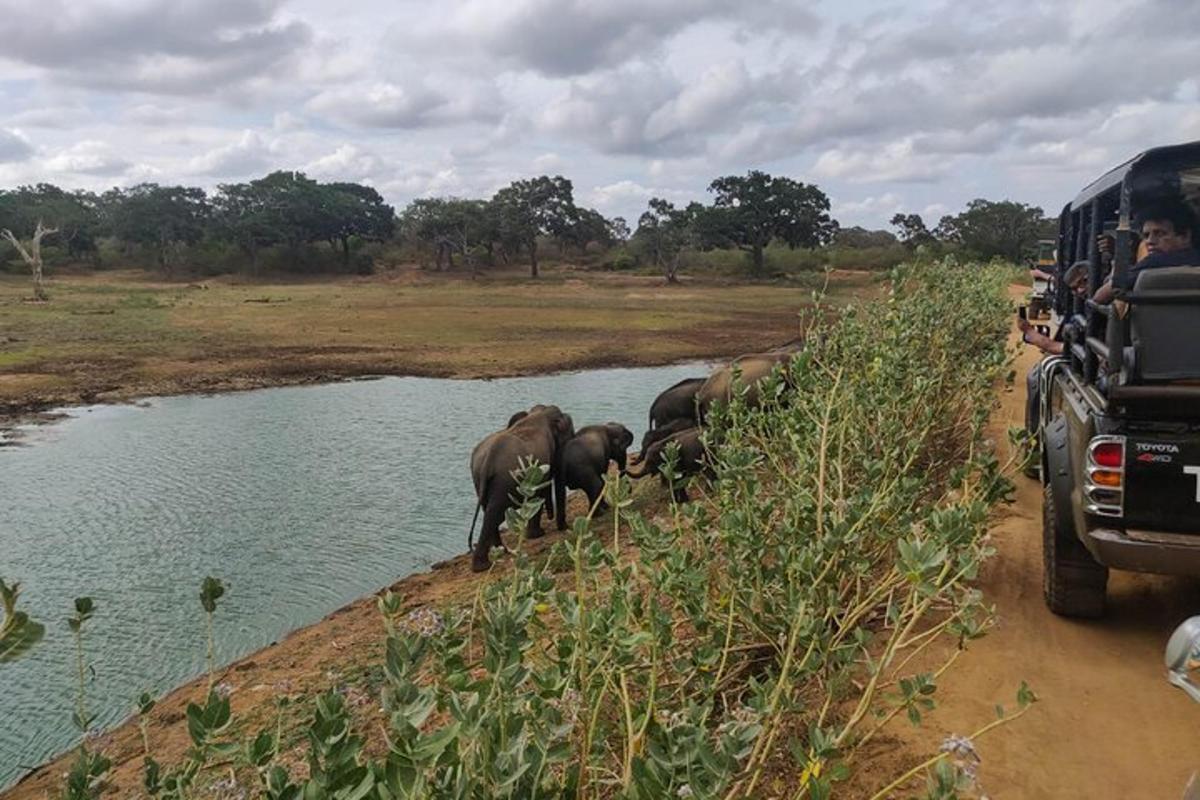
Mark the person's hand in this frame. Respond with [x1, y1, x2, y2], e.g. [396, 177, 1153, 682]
[1016, 316, 1032, 335]
[1097, 234, 1114, 257]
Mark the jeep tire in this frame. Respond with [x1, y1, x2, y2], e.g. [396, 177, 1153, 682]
[1042, 481, 1108, 617]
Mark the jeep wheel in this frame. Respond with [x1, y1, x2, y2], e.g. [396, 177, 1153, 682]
[1043, 482, 1108, 617]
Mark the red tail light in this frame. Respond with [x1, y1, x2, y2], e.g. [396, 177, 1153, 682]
[1092, 441, 1124, 468]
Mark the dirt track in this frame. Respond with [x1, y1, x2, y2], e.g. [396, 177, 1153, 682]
[881, 298, 1200, 798]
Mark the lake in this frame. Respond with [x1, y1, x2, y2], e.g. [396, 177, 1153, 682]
[0, 362, 708, 786]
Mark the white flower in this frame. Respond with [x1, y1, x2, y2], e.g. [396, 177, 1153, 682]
[676, 784, 694, 798]
[403, 607, 446, 638]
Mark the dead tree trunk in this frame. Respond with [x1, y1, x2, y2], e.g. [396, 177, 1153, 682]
[2, 220, 57, 301]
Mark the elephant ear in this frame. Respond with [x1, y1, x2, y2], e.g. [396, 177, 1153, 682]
[559, 413, 575, 441]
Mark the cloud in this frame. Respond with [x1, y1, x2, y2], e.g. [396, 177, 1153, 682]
[306, 81, 501, 129]
[0, 128, 34, 162]
[0, 0, 311, 96]
[404, 0, 821, 77]
[186, 130, 276, 177]
[832, 192, 904, 222]
[813, 140, 951, 184]
[540, 62, 763, 156]
[584, 179, 691, 216]
[302, 145, 381, 181]
[42, 140, 130, 175]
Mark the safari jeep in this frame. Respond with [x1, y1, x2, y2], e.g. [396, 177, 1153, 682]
[1028, 238, 1056, 319]
[1037, 141, 1200, 617]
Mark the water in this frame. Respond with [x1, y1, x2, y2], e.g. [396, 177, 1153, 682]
[0, 362, 708, 786]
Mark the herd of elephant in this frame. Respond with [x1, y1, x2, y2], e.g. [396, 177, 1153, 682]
[466, 345, 801, 573]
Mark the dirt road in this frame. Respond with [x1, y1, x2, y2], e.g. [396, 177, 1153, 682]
[881, 307, 1200, 798]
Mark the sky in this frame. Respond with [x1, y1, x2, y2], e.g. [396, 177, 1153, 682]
[0, 0, 1198, 230]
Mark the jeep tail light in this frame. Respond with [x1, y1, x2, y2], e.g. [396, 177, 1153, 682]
[1092, 441, 1124, 469]
[1085, 436, 1125, 517]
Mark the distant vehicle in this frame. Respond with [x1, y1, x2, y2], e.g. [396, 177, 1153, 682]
[1028, 239, 1056, 319]
[1034, 141, 1200, 617]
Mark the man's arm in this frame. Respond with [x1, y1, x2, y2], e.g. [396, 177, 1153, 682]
[1093, 278, 1114, 305]
[1017, 317, 1064, 355]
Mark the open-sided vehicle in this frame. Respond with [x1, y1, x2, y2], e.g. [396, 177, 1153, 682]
[1036, 141, 1200, 617]
[1028, 239, 1057, 319]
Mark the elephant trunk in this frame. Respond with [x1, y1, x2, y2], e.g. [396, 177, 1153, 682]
[625, 455, 652, 479]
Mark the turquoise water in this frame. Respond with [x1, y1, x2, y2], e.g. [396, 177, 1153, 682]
[0, 363, 708, 786]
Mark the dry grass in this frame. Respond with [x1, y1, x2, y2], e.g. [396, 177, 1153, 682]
[0, 265, 878, 416]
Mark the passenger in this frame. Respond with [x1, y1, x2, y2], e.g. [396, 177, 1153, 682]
[1018, 262, 1089, 356]
[1019, 262, 1089, 436]
[1093, 199, 1200, 304]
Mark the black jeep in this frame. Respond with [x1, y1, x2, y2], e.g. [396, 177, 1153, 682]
[1036, 141, 1200, 617]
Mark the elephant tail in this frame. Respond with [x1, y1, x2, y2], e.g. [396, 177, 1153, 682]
[467, 501, 482, 551]
[467, 475, 490, 551]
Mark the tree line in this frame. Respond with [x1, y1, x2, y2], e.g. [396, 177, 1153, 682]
[0, 167, 1054, 296]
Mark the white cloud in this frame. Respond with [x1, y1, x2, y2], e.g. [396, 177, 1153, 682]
[185, 130, 276, 177]
[43, 140, 130, 175]
[303, 145, 381, 180]
[813, 140, 951, 184]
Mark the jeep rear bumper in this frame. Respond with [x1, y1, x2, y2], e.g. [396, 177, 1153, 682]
[1085, 528, 1200, 575]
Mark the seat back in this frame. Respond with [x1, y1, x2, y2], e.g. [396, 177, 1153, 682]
[1129, 266, 1200, 382]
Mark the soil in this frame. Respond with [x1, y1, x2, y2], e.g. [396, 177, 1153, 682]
[850, 288, 1200, 798]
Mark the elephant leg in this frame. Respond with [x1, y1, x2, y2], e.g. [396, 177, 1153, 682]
[672, 484, 690, 504]
[583, 472, 607, 514]
[472, 500, 507, 573]
[525, 484, 551, 539]
[554, 476, 567, 531]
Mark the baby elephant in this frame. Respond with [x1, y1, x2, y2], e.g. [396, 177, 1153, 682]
[626, 427, 708, 503]
[561, 423, 634, 513]
[638, 417, 694, 459]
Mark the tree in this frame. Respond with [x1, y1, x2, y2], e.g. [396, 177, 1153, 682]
[934, 199, 1046, 261]
[401, 197, 491, 270]
[706, 170, 836, 273]
[320, 182, 395, 265]
[1, 220, 57, 300]
[107, 184, 210, 274]
[490, 175, 577, 277]
[0, 184, 100, 263]
[889, 213, 935, 249]
[212, 171, 325, 271]
[835, 226, 899, 248]
[633, 198, 697, 284]
[607, 216, 630, 244]
[557, 206, 614, 255]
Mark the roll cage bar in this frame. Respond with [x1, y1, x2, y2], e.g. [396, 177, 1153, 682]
[1053, 141, 1200, 402]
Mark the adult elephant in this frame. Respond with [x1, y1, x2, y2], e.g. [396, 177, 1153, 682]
[469, 405, 575, 572]
[695, 351, 794, 422]
[648, 377, 705, 430]
[626, 427, 708, 503]
[561, 423, 634, 513]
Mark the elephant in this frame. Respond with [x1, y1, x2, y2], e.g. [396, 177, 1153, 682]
[638, 417, 694, 459]
[648, 377, 705, 430]
[507, 410, 529, 428]
[561, 423, 634, 513]
[468, 404, 575, 572]
[625, 426, 709, 503]
[695, 351, 795, 422]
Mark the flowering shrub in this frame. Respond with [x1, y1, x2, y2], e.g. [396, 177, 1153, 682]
[18, 259, 1026, 799]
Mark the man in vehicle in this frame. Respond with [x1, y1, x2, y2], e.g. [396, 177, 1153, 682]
[1019, 261, 1089, 356]
[1019, 262, 1089, 438]
[1093, 198, 1200, 304]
